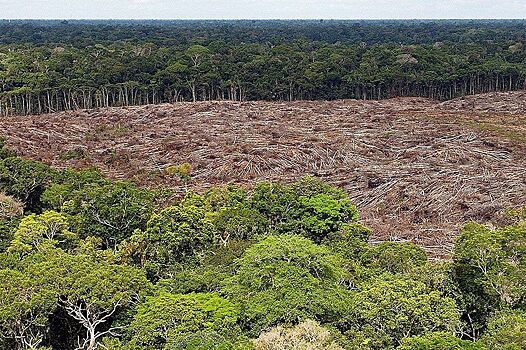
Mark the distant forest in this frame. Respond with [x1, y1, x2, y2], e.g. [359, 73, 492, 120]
[1, 20, 525, 115]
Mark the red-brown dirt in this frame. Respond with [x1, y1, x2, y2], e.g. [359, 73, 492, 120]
[2, 92, 526, 257]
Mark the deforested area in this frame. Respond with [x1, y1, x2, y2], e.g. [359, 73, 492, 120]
[1, 16, 526, 350]
[2, 93, 526, 256]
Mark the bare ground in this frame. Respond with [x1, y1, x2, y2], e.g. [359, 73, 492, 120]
[2, 92, 526, 257]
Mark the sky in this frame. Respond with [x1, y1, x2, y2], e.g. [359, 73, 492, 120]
[0, 0, 525, 20]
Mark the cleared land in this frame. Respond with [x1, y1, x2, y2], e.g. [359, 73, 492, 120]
[2, 91, 526, 257]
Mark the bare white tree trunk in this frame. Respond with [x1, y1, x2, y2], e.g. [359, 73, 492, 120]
[61, 298, 123, 350]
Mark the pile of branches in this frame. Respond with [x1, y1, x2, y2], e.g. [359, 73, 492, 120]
[437, 91, 526, 114]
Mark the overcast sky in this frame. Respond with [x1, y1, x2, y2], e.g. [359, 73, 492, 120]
[1, 0, 525, 20]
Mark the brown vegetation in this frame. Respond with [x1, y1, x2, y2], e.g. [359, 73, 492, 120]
[254, 320, 343, 350]
[0, 193, 23, 220]
[1, 92, 526, 257]
[437, 91, 526, 114]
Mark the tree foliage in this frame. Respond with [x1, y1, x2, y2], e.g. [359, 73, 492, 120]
[363, 242, 428, 275]
[57, 181, 155, 247]
[452, 222, 526, 339]
[9, 211, 77, 254]
[480, 311, 526, 350]
[223, 234, 351, 334]
[0, 157, 58, 211]
[128, 292, 241, 349]
[131, 202, 215, 278]
[0, 268, 56, 349]
[2, 21, 526, 115]
[397, 332, 486, 350]
[454, 222, 526, 308]
[249, 178, 359, 242]
[28, 251, 151, 350]
[341, 275, 461, 349]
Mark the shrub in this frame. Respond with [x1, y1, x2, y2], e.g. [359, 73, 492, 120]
[165, 162, 192, 185]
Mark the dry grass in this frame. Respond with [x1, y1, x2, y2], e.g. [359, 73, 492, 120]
[1, 92, 526, 257]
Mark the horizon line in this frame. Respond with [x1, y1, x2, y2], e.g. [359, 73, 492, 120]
[2, 18, 526, 21]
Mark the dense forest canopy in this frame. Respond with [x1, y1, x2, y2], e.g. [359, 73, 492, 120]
[1, 19, 526, 46]
[0, 20, 525, 115]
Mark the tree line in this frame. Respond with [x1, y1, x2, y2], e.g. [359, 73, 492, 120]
[1, 39, 525, 116]
[0, 138, 525, 349]
[1, 20, 526, 46]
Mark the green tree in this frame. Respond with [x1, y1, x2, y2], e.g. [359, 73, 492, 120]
[341, 275, 461, 350]
[185, 45, 211, 101]
[249, 177, 358, 243]
[129, 201, 214, 279]
[452, 222, 526, 339]
[480, 311, 526, 350]
[454, 222, 526, 308]
[0, 217, 19, 252]
[210, 206, 268, 246]
[58, 181, 155, 247]
[203, 186, 269, 246]
[196, 186, 269, 247]
[322, 223, 370, 259]
[223, 234, 351, 335]
[40, 168, 106, 210]
[8, 211, 77, 254]
[128, 292, 241, 349]
[397, 332, 486, 350]
[156, 239, 253, 294]
[0, 157, 58, 212]
[29, 252, 151, 350]
[363, 241, 428, 275]
[0, 268, 56, 350]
